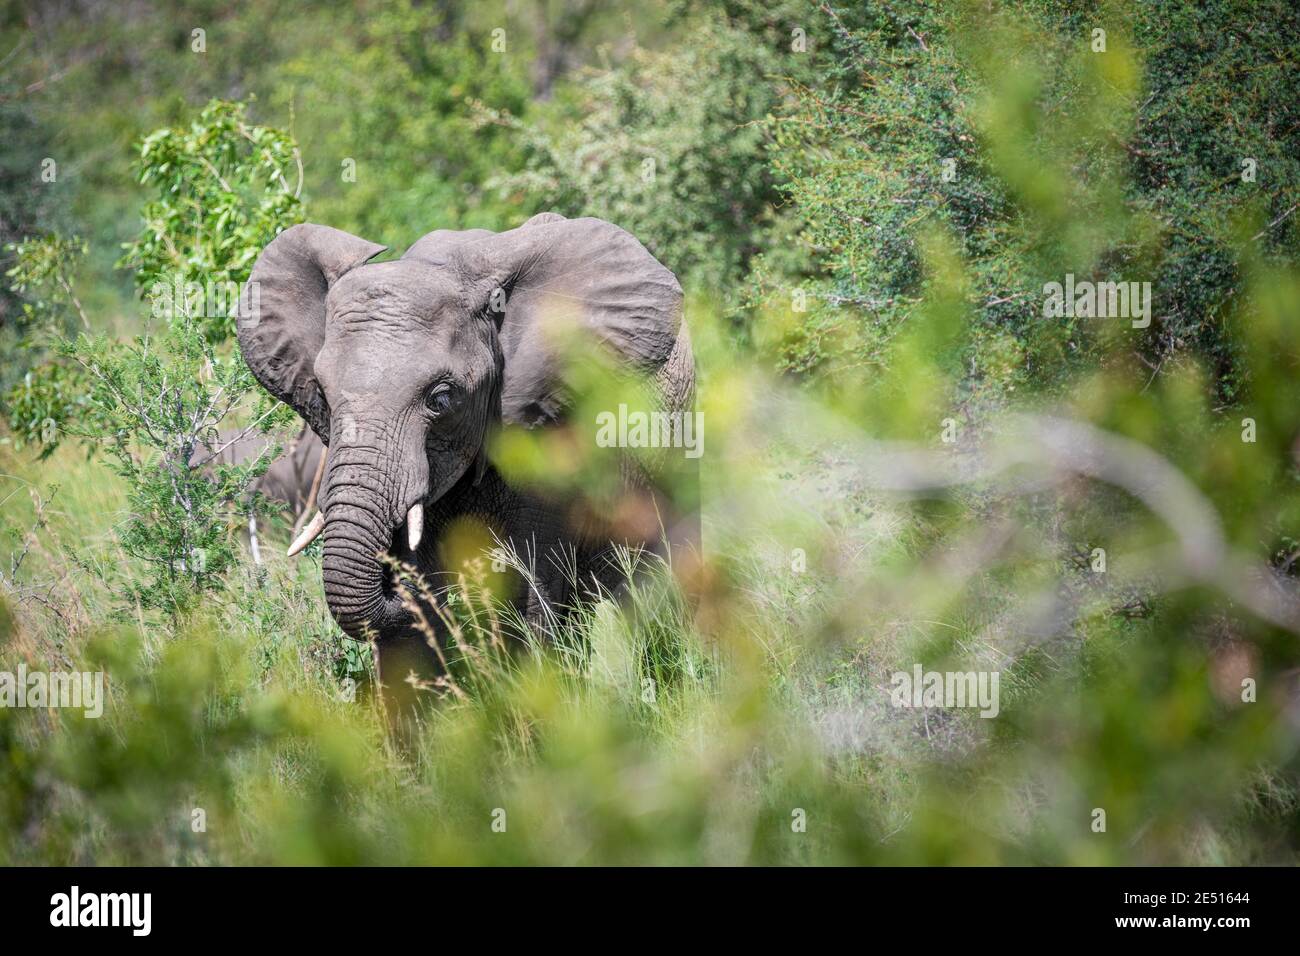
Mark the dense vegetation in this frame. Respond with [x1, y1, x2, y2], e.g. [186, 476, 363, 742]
[1, 0, 1299, 864]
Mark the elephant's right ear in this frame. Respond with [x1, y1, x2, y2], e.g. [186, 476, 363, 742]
[236, 224, 386, 442]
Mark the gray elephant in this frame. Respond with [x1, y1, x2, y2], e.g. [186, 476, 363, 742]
[236, 212, 696, 704]
[190, 425, 326, 563]
[198, 424, 325, 515]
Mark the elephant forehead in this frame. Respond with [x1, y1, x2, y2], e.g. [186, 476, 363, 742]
[328, 261, 462, 327]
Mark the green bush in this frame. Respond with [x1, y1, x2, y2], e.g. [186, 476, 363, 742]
[752, 0, 1300, 402]
[6, 102, 303, 621]
[485, 5, 812, 291]
[0, 71, 72, 396]
[119, 99, 303, 344]
[2, 236, 94, 456]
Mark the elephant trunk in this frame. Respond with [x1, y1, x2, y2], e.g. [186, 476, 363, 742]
[321, 506, 408, 640]
[319, 436, 425, 640]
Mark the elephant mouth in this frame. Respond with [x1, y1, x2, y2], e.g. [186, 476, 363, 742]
[378, 509, 424, 593]
[318, 488, 432, 642]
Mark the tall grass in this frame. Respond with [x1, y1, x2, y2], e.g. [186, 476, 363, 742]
[4, 330, 1298, 865]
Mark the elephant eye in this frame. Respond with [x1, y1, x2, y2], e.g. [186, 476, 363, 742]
[425, 385, 456, 416]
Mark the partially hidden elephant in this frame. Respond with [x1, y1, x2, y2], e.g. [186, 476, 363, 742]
[197, 424, 325, 516]
[236, 212, 696, 703]
[190, 424, 326, 563]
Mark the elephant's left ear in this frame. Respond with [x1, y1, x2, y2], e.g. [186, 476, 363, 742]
[450, 214, 683, 423]
[237, 224, 386, 441]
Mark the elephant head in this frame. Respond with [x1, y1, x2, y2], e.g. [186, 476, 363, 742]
[236, 214, 683, 641]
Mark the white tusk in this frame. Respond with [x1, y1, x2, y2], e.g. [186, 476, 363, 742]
[407, 502, 423, 551]
[286, 511, 325, 557]
[248, 513, 262, 566]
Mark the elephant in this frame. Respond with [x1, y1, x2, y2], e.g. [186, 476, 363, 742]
[236, 212, 696, 710]
[190, 425, 326, 563]
[197, 424, 325, 516]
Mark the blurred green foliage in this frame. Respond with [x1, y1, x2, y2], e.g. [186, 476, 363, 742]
[0, 59, 71, 395]
[3, 233, 88, 327]
[2, 235, 94, 455]
[278, 1, 534, 241]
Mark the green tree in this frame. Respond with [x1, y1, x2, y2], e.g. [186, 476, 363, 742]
[752, 0, 1300, 401]
[2, 235, 94, 457]
[41, 101, 300, 621]
[119, 99, 303, 343]
[484, 4, 816, 291]
[0, 48, 74, 397]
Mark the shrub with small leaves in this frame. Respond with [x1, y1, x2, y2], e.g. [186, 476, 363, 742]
[118, 100, 304, 344]
[31, 101, 304, 623]
[60, 319, 273, 622]
[752, 0, 1300, 403]
[2, 235, 95, 455]
[481, 8, 810, 292]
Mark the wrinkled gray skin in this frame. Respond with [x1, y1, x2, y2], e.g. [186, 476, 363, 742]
[237, 213, 695, 709]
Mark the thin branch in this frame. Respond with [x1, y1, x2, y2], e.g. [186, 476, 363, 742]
[1252, 201, 1298, 241]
